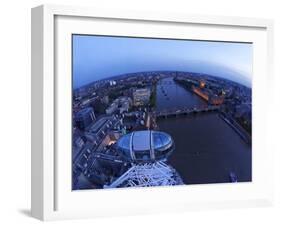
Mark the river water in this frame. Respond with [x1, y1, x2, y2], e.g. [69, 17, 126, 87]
[156, 77, 208, 110]
[156, 77, 252, 184]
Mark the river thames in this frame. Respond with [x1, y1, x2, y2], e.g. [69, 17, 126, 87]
[156, 77, 252, 184]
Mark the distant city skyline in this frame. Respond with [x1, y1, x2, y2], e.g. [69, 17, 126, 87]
[73, 35, 253, 89]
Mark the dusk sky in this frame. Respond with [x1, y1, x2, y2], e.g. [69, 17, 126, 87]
[73, 35, 252, 89]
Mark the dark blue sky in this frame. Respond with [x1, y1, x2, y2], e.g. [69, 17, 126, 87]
[73, 35, 252, 89]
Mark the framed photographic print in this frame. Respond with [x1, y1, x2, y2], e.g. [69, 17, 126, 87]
[31, 4, 274, 221]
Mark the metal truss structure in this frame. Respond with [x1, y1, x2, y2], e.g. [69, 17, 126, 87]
[105, 161, 183, 188]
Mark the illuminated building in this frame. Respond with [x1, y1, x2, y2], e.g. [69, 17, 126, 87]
[192, 86, 224, 105]
[199, 80, 206, 88]
[209, 95, 224, 105]
[192, 86, 209, 101]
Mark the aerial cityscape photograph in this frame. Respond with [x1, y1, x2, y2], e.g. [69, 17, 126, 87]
[72, 34, 252, 190]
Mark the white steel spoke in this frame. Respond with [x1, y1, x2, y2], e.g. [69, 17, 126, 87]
[105, 161, 183, 188]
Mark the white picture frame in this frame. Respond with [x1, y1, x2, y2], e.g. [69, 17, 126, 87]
[31, 4, 274, 221]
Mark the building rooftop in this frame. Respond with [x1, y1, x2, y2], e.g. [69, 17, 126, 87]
[76, 107, 93, 117]
[88, 116, 111, 133]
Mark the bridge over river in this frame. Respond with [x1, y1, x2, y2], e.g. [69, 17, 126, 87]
[154, 105, 221, 118]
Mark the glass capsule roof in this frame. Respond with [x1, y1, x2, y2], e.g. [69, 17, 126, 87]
[117, 134, 131, 151]
[153, 132, 172, 150]
[116, 130, 172, 152]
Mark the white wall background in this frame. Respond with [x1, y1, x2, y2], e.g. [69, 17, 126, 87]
[0, 0, 280, 225]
